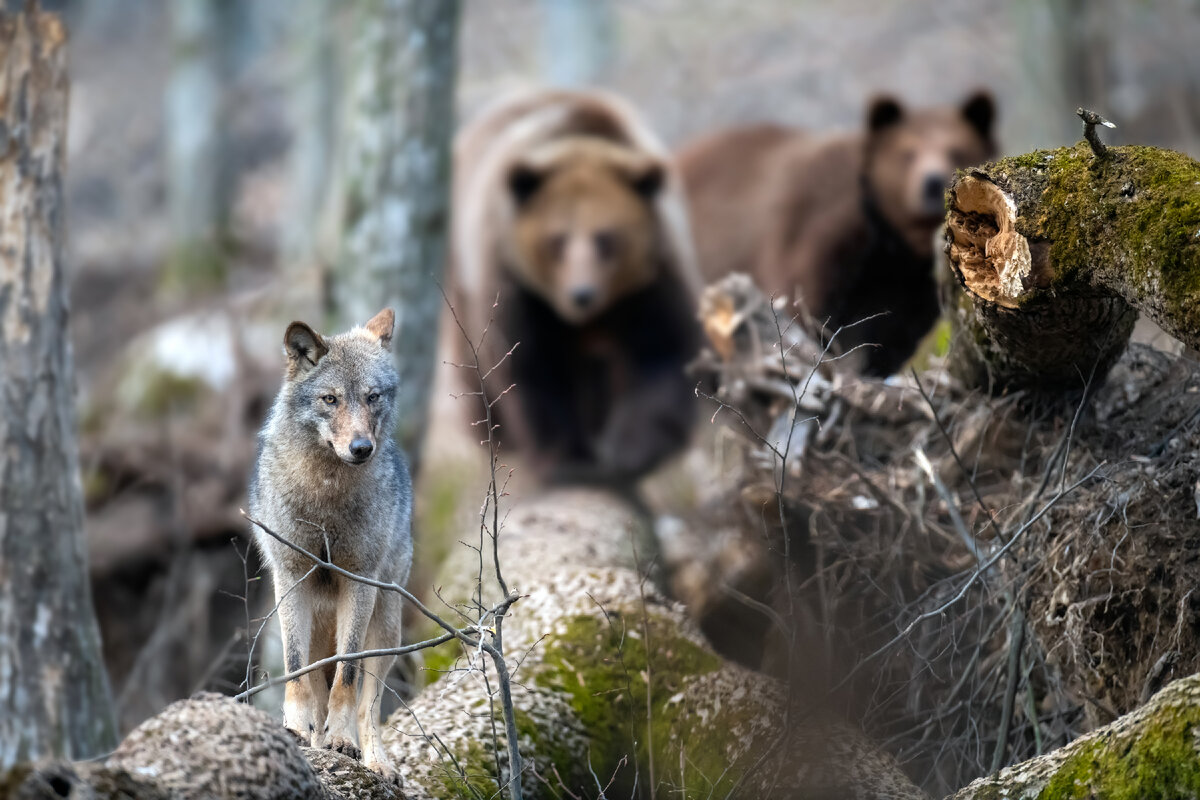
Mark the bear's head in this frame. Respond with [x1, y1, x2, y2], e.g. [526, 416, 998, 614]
[863, 91, 996, 258]
[504, 137, 665, 325]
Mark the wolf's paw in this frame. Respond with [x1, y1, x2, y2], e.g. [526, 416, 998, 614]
[366, 758, 400, 784]
[284, 726, 311, 748]
[326, 736, 361, 761]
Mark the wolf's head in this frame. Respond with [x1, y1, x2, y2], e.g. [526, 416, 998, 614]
[281, 309, 398, 466]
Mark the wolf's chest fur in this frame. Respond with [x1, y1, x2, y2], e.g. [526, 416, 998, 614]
[253, 443, 402, 577]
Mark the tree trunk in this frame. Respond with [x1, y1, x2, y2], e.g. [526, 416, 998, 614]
[0, 5, 118, 766]
[379, 489, 925, 800]
[943, 142, 1200, 394]
[163, 0, 234, 293]
[539, 0, 615, 87]
[952, 673, 1200, 799]
[282, 0, 340, 279]
[330, 0, 460, 469]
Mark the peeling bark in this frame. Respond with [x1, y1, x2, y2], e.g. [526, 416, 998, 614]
[330, 0, 460, 468]
[944, 143, 1200, 394]
[0, 5, 117, 767]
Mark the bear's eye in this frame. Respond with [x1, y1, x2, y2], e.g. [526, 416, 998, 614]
[593, 231, 618, 260]
[544, 234, 566, 261]
[366, 391, 381, 404]
[321, 394, 338, 405]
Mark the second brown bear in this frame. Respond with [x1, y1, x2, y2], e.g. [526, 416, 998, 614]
[679, 93, 996, 376]
[450, 89, 703, 485]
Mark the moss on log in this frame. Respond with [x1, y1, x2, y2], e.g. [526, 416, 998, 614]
[951, 673, 1200, 799]
[3, 490, 923, 799]
[383, 489, 926, 799]
[944, 142, 1200, 393]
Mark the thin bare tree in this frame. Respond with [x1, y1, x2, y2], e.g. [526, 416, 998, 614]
[330, 0, 460, 469]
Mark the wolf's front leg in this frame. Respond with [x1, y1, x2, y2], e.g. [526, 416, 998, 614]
[325, 578, 378, 759]
[276, 579, 322, 745]
[358, 590, 402, 779]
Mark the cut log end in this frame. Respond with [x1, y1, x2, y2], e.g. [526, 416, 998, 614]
[945, 174, 1049, 308]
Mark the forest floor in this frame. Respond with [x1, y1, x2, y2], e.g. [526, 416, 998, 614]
[58, 5, 1200, 793]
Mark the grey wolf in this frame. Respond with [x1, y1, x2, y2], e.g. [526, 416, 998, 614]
[249, 308, 412, 778]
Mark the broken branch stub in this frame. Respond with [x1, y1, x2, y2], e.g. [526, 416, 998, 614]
[943, 143, 1200, 394]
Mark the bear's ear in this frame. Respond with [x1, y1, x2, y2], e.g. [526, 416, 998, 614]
[867, 95, 905, 133]
[508, 163, 546, 206]
[363, 308, 395, 351]
[961, 90, 996, 141]
[284, 322, 328, 375]
[628, 162, 664, 200]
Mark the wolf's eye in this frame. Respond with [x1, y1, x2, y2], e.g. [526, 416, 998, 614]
[367, 392, 381, 404]
[321, 394, 337, 405]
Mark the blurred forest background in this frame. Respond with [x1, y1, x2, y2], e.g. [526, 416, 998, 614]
[10, 0, 1200, 761]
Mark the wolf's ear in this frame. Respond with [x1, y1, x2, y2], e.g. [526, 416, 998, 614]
[363, 308, 394, 351]
[284, 322, 329, 375]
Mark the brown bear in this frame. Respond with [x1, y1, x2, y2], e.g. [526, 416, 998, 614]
[678, 92, 997, 376]
[449, 89, 703, 484]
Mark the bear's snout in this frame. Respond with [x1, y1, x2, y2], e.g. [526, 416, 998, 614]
[919, 172, 949, 216]
[570, 286, 597, 310]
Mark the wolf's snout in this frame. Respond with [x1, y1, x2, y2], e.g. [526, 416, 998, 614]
[349, 438, 374, 460]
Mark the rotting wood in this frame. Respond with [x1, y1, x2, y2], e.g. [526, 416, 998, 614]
[943, 140, 1200, 394]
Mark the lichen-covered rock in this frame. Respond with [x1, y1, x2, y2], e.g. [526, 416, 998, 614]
[304, 748, 406, 800]
[3, 696, 412, 799]
[3, 760, 168, 800]
[951, 673, 1200, 799]
[107, 693, 332, 799]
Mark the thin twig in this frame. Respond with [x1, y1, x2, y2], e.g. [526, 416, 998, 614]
[234, 633, 457, 701]
[831, 463, 1102, 694]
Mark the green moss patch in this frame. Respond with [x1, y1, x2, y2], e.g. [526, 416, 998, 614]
[1038, 703, 1200, 799]
[432, 735, 502, 799]
[161, 238, 229, 295]
[535, 610, 747, 795]
[993, 143, 1200, 339]
[133, 369, 207, 417]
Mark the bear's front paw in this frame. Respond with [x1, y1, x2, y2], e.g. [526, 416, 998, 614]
[326, 737, 361, 761]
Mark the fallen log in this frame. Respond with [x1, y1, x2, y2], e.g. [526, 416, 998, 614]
[381, 488, 926, 799]
[951, 673, 1200, 799]
[944, 138, 1200, 393]
[2, 489, 925, 799]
